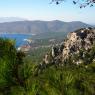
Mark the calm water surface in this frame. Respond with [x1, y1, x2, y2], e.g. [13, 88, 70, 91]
[0, 34, 32, 47]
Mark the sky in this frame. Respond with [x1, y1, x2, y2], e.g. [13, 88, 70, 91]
[0, 0, 95, 24]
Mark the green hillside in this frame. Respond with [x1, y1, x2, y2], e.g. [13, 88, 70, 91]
[0, 36, 95, 95]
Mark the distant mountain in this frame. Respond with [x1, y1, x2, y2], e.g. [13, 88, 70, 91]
[0, 17, 26, 23]
[0, 20, 92, 34]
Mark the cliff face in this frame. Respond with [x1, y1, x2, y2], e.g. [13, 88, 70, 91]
[43, 27, 95, 65]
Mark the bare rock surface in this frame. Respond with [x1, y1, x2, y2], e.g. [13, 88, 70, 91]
[43, 27, 95, 65]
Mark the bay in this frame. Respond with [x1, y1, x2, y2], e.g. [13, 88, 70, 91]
[0, 34, 32, 47]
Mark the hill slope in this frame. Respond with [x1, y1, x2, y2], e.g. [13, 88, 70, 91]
[0, 20, 92, 34]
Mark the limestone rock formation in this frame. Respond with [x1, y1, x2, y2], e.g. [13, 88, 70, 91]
[43, 27, 95, 65]
[63, 27, 95, 60]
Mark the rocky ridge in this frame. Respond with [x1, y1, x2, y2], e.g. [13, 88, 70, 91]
[43, 27, 95, 65]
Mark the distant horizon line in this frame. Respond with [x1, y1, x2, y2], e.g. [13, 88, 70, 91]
[0, 17, 94, 25]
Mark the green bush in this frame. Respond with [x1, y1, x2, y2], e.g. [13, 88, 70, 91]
[0, 38, 95, 95]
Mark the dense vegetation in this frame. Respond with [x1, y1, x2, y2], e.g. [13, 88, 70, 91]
[25, 47, 50, 64]
[0, 38, 95, 95]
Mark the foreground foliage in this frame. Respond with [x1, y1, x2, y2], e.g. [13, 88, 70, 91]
[0, 38, 95, 95]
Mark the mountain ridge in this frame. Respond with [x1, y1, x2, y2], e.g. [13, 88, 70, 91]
[0, 17, 27, 23]
[0, 20, 92, 34]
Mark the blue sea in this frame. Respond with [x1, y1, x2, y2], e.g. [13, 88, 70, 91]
[0, 34, 32, 47]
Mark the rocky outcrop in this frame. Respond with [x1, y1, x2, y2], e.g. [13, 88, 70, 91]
[43, 27, 95, 65]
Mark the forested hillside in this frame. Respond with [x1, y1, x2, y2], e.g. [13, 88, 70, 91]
[0, 20, 92, 34]
[0, 28, 95, 95]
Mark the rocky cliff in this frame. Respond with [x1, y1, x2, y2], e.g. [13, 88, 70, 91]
[43, 27, 95, 65]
